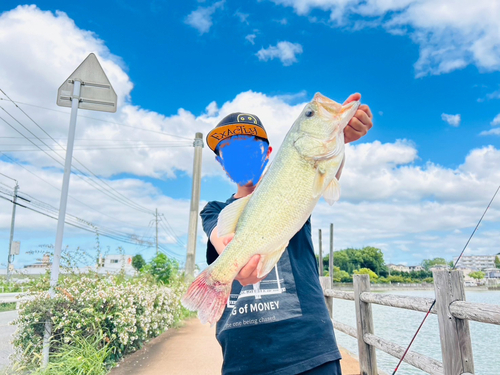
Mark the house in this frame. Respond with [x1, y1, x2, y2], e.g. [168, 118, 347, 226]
[387, 264, 410, 273]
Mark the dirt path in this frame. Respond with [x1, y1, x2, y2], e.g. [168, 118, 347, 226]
[110, 318, 360, 375]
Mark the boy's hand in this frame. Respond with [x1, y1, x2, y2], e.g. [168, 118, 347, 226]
[222, 235, 266, 287]
[343, 93, 373, 144]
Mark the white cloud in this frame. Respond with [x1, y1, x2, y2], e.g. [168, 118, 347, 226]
[270, 0, 500, 76]
[441, 113, 461, 127]
[256, 41, 303, 66]
[479, 114, 500, 136]
[1, 5, 500, 269]
[245, 34, 256, 45]
[184, 0, 224, 34]
[234, 10, 249, 24]
[492, 114, 500, 126]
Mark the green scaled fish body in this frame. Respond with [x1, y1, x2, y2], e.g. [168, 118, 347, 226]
[182, 93, 360, 325]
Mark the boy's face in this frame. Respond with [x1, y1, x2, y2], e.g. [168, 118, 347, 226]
[216, 135, 270, 186]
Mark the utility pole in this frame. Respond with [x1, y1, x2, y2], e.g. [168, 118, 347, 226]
[185, 132, 203, 278]
[318, 229, 323, 276]
[330, 223, 334, 286]
[6, 181, 19, 283]
[155, 208, 159, 256]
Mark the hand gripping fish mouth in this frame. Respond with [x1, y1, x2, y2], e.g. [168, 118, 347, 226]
[182, 92, 360, 325]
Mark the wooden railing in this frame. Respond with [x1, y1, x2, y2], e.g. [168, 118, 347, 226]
[321, 270, 500, 375]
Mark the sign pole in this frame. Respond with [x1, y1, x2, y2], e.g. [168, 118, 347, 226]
[42, 80, 81, 367]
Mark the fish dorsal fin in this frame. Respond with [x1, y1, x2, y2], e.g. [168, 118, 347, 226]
[217, 194, 252, 237]
[256, 243, 288, 278]
[323, 177, 340, 205]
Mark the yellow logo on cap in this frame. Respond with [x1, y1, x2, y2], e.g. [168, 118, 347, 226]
[237, 114, 257, 124]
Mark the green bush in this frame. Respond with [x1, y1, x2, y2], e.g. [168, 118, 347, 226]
[11, 271, 189, 369]
[28, 331, 112, 375]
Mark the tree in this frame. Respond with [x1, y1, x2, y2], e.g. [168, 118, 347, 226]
[421, 257, 448, 271]
[495, 255, 500, 269]
[145, 253, 179, 285]
[469, 271, 485, 281]
[353, 268, 379, 281]
[132, 254, 146, 271]
[332, 246, 386, 275]
[329, 266, 351, 282]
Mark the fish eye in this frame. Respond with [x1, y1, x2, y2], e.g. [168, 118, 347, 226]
[305, 109, 314, 117]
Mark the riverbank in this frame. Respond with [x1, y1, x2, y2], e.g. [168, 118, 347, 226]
[109, 318, 361, 375]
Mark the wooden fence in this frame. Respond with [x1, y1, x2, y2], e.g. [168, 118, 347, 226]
[321, 270, 500, 375]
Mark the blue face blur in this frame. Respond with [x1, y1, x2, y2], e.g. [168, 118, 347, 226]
[216, 135, 269, 186]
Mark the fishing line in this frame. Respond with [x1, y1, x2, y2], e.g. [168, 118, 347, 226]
[392, 183, 500, 375]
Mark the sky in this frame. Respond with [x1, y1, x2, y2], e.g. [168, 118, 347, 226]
[0, 0, 499, 272]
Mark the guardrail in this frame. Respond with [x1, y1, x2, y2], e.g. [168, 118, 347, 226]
[321, 270, 500, 375]
[0, 292, 32, 309]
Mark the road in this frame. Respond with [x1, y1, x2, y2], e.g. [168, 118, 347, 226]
[0, 310, 18, 370]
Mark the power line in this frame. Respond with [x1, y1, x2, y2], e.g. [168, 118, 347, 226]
[0, 144, 191, 151]
[0, 152, 152, 230]
[0, 111, 154, 214]
[0, 192, 151, 248]
[0, 99, 157, 215]
[0, 96, 195, 140]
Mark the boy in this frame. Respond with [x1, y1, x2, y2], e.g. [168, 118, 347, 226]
[201, 93, 373, 374]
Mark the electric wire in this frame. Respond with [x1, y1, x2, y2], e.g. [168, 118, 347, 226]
[0, 96, 194, 140]
[0, 194, 149, 247]
[0, 102, 157, 215]
[0, 152, 153, 230]
[159, 218, 186, 248]
[391, 184, 500, 374]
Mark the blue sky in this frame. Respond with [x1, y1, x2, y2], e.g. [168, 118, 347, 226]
[0, 1, 499, 271]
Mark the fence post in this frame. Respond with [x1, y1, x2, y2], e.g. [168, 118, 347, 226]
[319, 276, 333, 318]
[353, 274, 377, 375]
[433, 270, 474, 375]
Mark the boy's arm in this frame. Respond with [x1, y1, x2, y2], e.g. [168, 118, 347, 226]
[210, 227, 264, 287]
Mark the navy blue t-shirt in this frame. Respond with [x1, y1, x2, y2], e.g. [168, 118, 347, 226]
[200, 195, 342, 375]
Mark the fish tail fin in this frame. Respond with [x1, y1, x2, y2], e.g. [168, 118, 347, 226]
[182, 268, 232, 326]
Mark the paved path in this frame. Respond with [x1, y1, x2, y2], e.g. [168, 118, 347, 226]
[110, 318, 360, 375]
[0, 310, 18, 370]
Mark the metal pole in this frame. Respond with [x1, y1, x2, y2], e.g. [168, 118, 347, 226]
[6, 182, 19, 283]
[185, 132, 203, 278]
[155, 208, 159, 256]
[330, 223, 334, 285]
[318, 229, 323, 276]
[42, 79, 81, 367]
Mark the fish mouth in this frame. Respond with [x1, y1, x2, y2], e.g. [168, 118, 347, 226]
[313, 92, 360, 133]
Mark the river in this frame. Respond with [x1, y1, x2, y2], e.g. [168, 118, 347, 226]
[333, 289, 500, 375]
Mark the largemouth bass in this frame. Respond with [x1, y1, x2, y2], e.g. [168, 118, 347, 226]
[182, 93, 359, 325]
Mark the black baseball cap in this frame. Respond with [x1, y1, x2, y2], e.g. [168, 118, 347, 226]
[206, 112, 269, 154]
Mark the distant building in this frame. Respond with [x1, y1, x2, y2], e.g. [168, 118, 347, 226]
[408, 265, 424, 272]
[23, 253, 51, 270]
[387, 264, 410, 273]
[484, 268, 500, 279]
[97, 254, 135, 275]
[453, 255, 497, 270]
[1, 254, 136, 277]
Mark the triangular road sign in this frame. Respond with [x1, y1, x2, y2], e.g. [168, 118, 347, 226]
[57, 53, 117, 113]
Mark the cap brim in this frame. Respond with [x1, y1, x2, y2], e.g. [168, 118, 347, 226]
[207, 124, 268, 152]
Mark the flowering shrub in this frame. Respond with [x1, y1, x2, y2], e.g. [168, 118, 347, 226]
[11, 272, 188, 368]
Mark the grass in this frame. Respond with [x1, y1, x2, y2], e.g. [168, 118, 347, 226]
[0, 302, 16, 312]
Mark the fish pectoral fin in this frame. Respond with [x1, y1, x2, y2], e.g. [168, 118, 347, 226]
[323, 177, 341, 205]
[257, 243, 288, 279]
[217, 194, 252, 237]
[313, 169, 326, 198]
